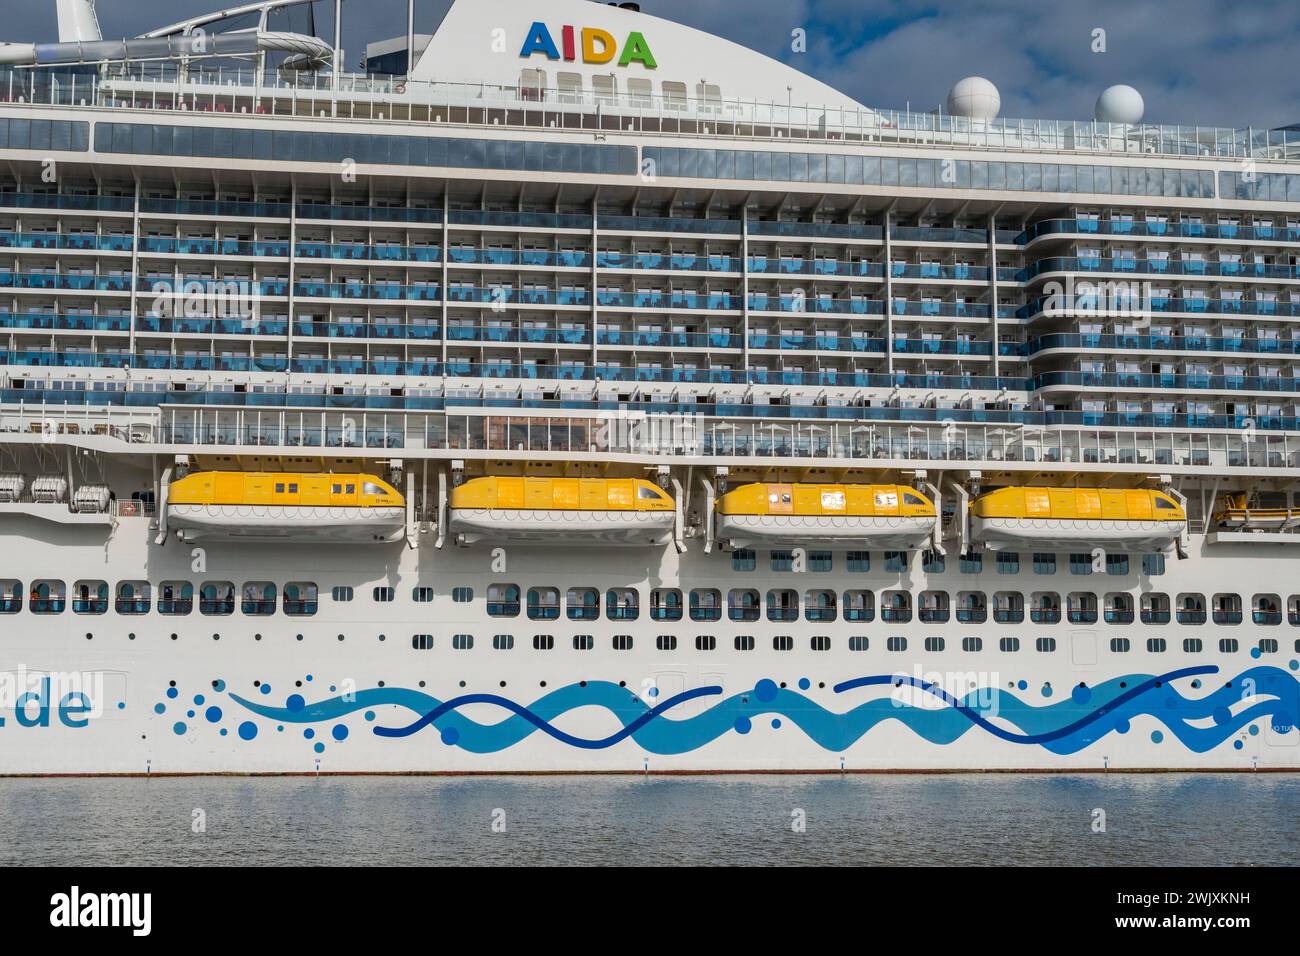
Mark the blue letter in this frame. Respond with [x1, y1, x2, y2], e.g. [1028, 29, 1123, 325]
[15, 676, 50, 727]
[59, 692, 92, 728]
[519, 21, 560, 60]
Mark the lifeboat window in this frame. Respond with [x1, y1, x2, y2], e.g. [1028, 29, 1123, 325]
[159, 582, 193, 616]
[532, 635, 555, 651]
[995, 552, 1020, 574]
[848, 636, 870, 652]
[363, 483, 383, 496]
[1105, 555, 1129, 576]
[1154, 497, 1178, 510]
[528, 588, 560, 621]
[332, 484, 342, 494]
[331, 586, 354, 602]
[452, 587, 474, 603]
[492, 634, 514, 650]
[1032, 553, 1056, 575]
[452, 634, 473, 650]
[566, 588, 599, 621]
[613, 635, 634, 651]
[200, 582, 235, 616]
[412, 634, 434, 650]
[73, 580, 109, 615]
[487, 584, 520, 617]
[772, 635, 794, 652]
[0, 579, 20, 614]
[637, 485, 665, 500]
[656, 635, 678, 651]
[999, 637, 1020, 652]
[1069, 553, 1094, 575]
[886, 636, 907, 652]
[285, 583, 318, 616]
[884, 551, 907, 573]
[275, 483, 285, 493]
[689, 589, 722, 622]
[902, 492, 926, 506]
[413, 587, 434, 603]
[811, 635, 832, 652]
[694, 635, 717, 651]
[372, 586, 396, 603]
[288, 484, 298, 494]
[606, 589, 639, 621]
[572, 635, 594, 651]
[922, 550, 944, 574]
[1110, 638, 1132, 652]
[1183, 638, 1203, 653]
[959, 552, 982, 574]
[1035, 637, 1057, 652]
[1148, 638, 1168, 653]
[1142, 554, 1166, 576]
[846, 551, 871, 573]
[1219, 638, 1240, 653]
[731, 549, 756, 572]
[346, 484, 356, 495]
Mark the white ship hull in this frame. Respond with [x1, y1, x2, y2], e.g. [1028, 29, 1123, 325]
[0, 512, 1295, 774]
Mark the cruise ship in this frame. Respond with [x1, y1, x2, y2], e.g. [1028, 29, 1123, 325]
[0, 0, 1297, 773]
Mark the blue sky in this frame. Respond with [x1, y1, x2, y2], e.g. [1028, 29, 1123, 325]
[6, 0, 1298, 128]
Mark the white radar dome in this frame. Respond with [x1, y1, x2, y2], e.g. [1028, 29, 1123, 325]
[1095, 85, 1145, 124]
[947, 76, 1001, 120]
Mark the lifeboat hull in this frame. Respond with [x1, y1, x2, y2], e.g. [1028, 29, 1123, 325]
[972, 515, 1185, 551]
[717, 513, 934, 550]
[449, 508, 675, 546]
[167, 503, 405, 543]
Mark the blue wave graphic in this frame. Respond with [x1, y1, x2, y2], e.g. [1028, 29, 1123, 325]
[227, 664, 1300, 755]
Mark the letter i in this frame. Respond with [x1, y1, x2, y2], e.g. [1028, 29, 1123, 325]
[562, 25, 576, 61]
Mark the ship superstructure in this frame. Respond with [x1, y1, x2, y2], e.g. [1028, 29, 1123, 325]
[0, 0, 1296, 772]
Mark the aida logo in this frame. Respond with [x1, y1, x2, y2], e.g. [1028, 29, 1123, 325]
[519, 21, 657, 68]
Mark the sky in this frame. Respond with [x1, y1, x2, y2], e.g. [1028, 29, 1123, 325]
[5, 0, 1298, 128]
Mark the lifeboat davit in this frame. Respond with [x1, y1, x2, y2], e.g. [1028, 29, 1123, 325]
[715, 483, 936, 549]
[1212, 494, 1300, 531]
[971, 487, 1185, 551]
[448, 476, 675, 546]
[167, 471, 405, 543]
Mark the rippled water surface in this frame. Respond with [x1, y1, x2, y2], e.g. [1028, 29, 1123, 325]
[2, 774, 1296, 866]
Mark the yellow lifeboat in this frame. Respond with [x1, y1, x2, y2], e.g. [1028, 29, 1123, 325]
[715, 483, 936, 549]
[448, 476, 675, 546]
[1212, 493, 1300, 531]
[971, 487, 1185, 551]
[167, 471, 405, 543]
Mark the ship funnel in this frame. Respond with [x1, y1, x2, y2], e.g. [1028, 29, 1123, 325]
[56, 0, 102, 43]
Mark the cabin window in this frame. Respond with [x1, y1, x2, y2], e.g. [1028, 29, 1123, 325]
[811, 635, 831, 652]
[1212, 593, 1242, 625]
[993, 591, 1024, 624]
[1253, 594, 1282, 625]
[922, 551, 944, 573]
[1148, 638, 1168, 653]
[159, 581, 194, 616]
[1104, 593, 1134, 624]
[996, 552, 1020, 574]
[1177, 592, 1206, 624]
[528, 587, 561, 621]
[656, 634, 677, 651]
[919, 590, 950, 623]
[492, 634, 514, 650]
[1219, 638, 1239, 653]
[412, 587, 434, 603]
[372, 586, 395, 603]
[772, 635, 794, 652]
[884, 551, 907, 572]
[1142, 554, 1166, 576]
[771, 550, 794, 572]
[731, 549, 756, 572]
[532, 634, 554, 651]
[1035, 637, 1057, 652]
[284, 583, 318, 616]
[612, 634, 634, 651]
[73, 580, 109, 615]
[999, 637, 1020, 652]
[847, 551, 871, 573]
[808, 551, 832, 572]
[452, 634, 473, 650]
[331, 586, 354, 603]
[844, 589, 874, 622]
[1068, 592, 1098, 624]
[959, 552, 982, 574]
[1106, 555, 1129, 575]
[487, 584, 520, 617]
[566, 587, 599, 621]
[1110, 638, 1132, 652]
[572, 634, 594, 651]
[1258, 638, 1280, 654]
[1069, 553, 1093, 575]
[766, 589, 798, 622]
[452, 587, 473, 603]
[1033, 553, 1056, 574]
[694, 635, 716, 651]
[412, 634, 434, 650]
[30, 580, 66, 615]
[882, 590, 912, 623]
[886, 636, 908, 652]
[0, 579, 21, 614]
[200, 582, 235, 616]
[962, 637, 983, 652]
[734, 635, 755, 651]
[805, 589, 836, 622]
[924, 637, 945, 652]
[957, 591, 987, 623]
[848, 635, 870, 651]
[242, 582, 276, 616]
